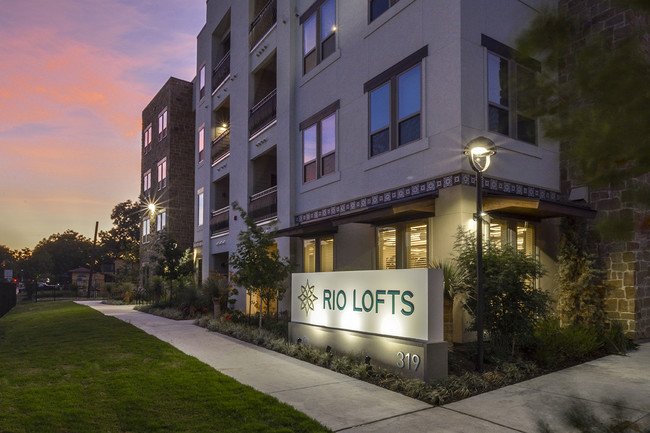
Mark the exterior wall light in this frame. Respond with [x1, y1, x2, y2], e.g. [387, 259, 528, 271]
[148, 203, 156, 214]
[464, 136, 496, 373]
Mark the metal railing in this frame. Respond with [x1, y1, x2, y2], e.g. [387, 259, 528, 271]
[210, 206, 230, 234]
[211, 128, 231, 165]
[248, 89, 277, 137]
[249, 0, 277, 49]
[249, 185, 277, 221]
[212, 51, 231, 91]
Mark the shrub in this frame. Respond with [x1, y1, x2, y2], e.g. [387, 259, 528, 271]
[534, 319, 604, 368]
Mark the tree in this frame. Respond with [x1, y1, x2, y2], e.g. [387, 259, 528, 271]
[229, 202, 292, 328]
[151, 230, 193, 302]
[99, 199, 141, 264]
[454, 229, 550, 355]
[515, 2, 650, 236]
[0, 244, 16, 278]
[31, 231, 94, 283]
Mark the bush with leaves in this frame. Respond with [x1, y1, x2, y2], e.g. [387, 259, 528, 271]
[454, 228, 550, 356]
[202, 272, 238, 319]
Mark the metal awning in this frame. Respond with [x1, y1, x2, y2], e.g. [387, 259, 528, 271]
[483, 196, 596, 219]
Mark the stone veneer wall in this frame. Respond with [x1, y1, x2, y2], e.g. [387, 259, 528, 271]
[559, 0, 650, 338]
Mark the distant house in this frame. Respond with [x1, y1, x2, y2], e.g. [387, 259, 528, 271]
[69, 268, 105, 290]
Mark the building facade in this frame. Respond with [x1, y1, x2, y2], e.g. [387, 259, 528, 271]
[140, 77, 195, 287]
[193, 0, 598, 340]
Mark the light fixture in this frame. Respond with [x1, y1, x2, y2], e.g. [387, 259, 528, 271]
[148, 203, 156, 214]
[464, 136, 496, 173]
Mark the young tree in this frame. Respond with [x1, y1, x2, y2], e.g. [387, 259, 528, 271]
[515, 3, 650, 237]
[455, 229, 550, 355]
[152, 230, 193, 303]
[229, 202, 291, 328]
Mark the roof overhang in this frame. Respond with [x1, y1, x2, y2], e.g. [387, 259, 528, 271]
[483, 196, 597, 220]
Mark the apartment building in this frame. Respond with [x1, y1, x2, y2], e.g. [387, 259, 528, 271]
[140, 77, 195, 286]
[193, 0, 598, 340]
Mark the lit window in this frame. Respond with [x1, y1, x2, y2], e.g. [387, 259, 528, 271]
[198, 126, 205, 163]
[197, 189, 204, 227]
[143, 170, 152, 192]
[484, 35, 539, 144]
[301, 104, 338, 183]
[303, 237, 334, 272]
[158, 108, 168, 140]
[301, 0, 336, 74]
[157, 158, 167, 190]
[488, 218, 536, 257]
[199, 65, 206, 99]
[365, 47, 427, 157]
[156, 211, 167, 231]
[377, 220, 428, 269]
[143, 124, 152, 153]
[369, 0, 400, 22]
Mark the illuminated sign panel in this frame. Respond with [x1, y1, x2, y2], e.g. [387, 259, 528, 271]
[291, 269, 442, 342]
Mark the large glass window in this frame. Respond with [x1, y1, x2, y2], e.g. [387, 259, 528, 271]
[301, 102, 338, 183]
[156, 211, 167, 232]
[369, 0, 400, 22]
[489, 218, 536, 257]
[197, 189, 204, 227]
[377, 220, 427, 269]
[143, 124, 152, 153]
[142, 217, 151, 242]
[157, 158, 167, 190]
[199, 65, 206, 99]
[302, 0, 336, 74]
[486, 47, 537, 144]
[158, 108, 168, 140]
[303, 237, 334, 272]
[198, 126, 205, 163]
[143, 170, 152, 193]
[366, 53, 424, 157]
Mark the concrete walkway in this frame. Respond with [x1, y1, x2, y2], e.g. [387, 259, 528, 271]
[77, 301, 650, 432]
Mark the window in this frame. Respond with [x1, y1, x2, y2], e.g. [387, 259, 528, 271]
[198, 126, 205, 163]
[142, 217, 151, 242]
[365, 47, 427, 157]
[157, 158, 167, 190]
[197, 189, 204, 227]
[199, 65, 206, 99]
[483, 35, 539, 145]
[156, 211, 167, 232]
[377, 220, 428, 269]
[301, 0, 336, 74]
[488, 218, 536, 257]
[143, 170, 152, 192]
[143, 124, 152, 153]
[369, 0, 399, 22]
[300, 100, 339, 183]
[158, 108, 168, 140]
[303, 237, 334, 272]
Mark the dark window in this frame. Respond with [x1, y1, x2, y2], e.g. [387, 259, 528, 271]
[369, 0, 399, 22]
[301, 0, 336, 75]
[366, 47, 425, 157]
[483, 35, 539, 144]
[300, 101, 339, 183]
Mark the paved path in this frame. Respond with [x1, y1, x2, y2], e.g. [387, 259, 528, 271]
[78, 301, 650, 432]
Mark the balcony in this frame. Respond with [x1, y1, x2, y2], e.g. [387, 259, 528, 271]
[249, 0, 277, 49]
[212, 51, 231, 92]
[249, 89, 277, 137]
[211, 128, 231, 165]
[210, 206, 230, 235]
[249, 185, 277, 221]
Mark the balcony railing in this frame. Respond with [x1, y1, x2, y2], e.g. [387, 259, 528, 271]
[249, 0, 277, 49]
[212, 51, 231, 91]
[211, 128, 231, 165]
[248, 89, 277, 137]
[249, 185, 277, 221]
[210, 206, 230, 235]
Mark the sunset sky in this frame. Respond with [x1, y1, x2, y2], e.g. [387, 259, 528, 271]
[0, 0, 205, 250]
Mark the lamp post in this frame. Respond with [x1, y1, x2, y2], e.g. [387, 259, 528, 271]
[464, 136, 496, 373]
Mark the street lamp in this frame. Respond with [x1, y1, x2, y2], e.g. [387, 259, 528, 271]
[464, 136, 496, 373]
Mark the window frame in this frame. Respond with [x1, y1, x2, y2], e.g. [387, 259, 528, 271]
[143, 169, 152, 193]
[158, 108, 168, 140]
[157, 157, 167, 190]
[376, 219, 429, 270]
[368, 0, 400, 23]
[365, 46, 427, 158]
[197, 188, 204, 227]
[143, 124, 152, 153]
[482, 35, 540, 145]
[300, 100, 339, 183]
[303, 236, 335, 272]
[142, 217, 151, 243]
[198, 125, 205, 163]
[300, 0, 337, 75]
[199, 64, 206, 100]
[156, 210, 167, 232]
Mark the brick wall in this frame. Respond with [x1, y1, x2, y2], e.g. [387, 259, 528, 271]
[559, 0, 650, 338]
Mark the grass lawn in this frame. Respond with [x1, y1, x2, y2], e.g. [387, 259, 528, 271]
[0, 302, 330, 433]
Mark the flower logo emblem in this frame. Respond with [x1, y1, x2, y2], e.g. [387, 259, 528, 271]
[298, 280, 318, 316]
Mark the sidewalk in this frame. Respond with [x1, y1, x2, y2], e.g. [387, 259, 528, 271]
[78, 301, 650, 432]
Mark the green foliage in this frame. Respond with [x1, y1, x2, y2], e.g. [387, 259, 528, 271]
[429, 258, 467, 301]
[516, 5, 650, 238]
[454, 228, 550, 354]
[557, 218, 606, 327]
[229, 202, 292, 327]
[29, 230, 94, 283]
[202, 272, 238, 319]
[0, 302, 329, 433]
[152, 231, 193, 282]
[534, 319, 604, 368]
[98, 199, 141, 265]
